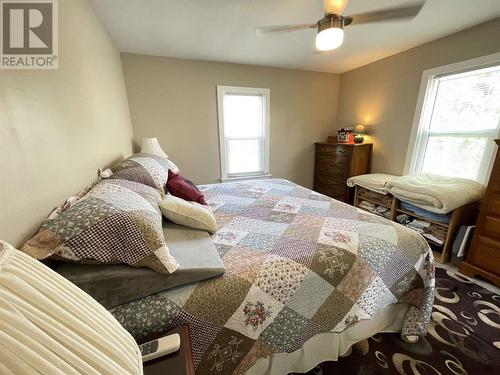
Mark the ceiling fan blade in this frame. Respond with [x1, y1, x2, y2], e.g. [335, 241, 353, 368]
[255, 24, 317, 35]
[348, 2, 425, 25]
[324, 0, 350, 15]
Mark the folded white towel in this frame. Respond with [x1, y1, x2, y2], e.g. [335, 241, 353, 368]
[387, 173, 486, 214]
[347, 173, 400, 194]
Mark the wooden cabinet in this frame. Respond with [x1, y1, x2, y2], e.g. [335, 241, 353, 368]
[314, 142, 372, 203]
[460, 139, 500, 286]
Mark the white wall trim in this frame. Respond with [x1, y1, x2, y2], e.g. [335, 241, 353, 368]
[403, 51, 500, 180]
[216, 85, 271, 180]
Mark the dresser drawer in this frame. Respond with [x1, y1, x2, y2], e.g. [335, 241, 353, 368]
[314, 142, 372, 204]
[316, 185, 348, 202]
[314, 174, 349, 202]
[316, 144, 350, 159]
[484, 194, 500, 216]
[468, 235, 500, 276]
[314, 173, 348, 191]
[483, 214, 500, 239]
[315, 161, 349, 179]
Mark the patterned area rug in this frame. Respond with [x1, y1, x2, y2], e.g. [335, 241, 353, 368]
[305, 267, 500, 375]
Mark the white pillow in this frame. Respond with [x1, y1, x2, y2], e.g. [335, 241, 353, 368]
[159, 195, 217, 233]
[167, 159, 180, 173]
[0, 241, 142, 375]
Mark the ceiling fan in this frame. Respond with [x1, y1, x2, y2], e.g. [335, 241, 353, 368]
[255, 0, 425, 51]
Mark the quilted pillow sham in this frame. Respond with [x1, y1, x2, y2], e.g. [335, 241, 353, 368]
[110, 153, 171, 193]
[21, 179, 179, 274]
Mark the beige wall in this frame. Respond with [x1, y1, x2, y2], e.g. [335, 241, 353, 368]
[0, 0, 133, 247]
[336, 18, 500, 175]
[121, 54, 339, 187]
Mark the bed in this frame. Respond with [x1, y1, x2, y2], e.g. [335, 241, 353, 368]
[109, 178, 435, 374]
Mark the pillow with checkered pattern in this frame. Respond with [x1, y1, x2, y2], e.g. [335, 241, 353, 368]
[109, 153, 171, 193]
[21, 178, 179, 274]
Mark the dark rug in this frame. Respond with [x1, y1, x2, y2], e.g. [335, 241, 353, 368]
[305, 267, 500, 375]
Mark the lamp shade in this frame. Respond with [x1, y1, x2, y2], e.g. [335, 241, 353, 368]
[141, 137, 168, 158]
[353, 124, 366, 134]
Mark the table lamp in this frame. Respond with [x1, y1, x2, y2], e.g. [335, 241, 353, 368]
[141, 137, 168, 158]
[353, 124, 366, 144]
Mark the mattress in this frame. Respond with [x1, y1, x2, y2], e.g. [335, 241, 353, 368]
[55, 223, 225, 309]
[109, 179, 435, 374]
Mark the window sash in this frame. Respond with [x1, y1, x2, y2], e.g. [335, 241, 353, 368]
[225, 137, 265, 177]
[406, 53, 500, 184]
[217, 86, 270, 180]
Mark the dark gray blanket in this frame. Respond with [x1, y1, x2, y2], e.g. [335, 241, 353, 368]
[55, 223, 225, 308]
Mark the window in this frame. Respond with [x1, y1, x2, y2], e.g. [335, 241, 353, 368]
[217, 86, 270, 180]
[406, 54, 500, 183]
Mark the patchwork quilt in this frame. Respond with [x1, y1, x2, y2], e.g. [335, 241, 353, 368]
[110, 179, 435, 374]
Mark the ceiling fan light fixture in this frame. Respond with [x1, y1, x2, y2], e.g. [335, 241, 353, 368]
[315, 27, 344, 51]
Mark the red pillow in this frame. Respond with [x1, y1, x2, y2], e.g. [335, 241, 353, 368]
[166, 170, 207, 205]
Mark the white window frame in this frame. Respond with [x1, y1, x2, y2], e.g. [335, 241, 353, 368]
[404, 52, 500, 183]
[217, 85, 271, 181]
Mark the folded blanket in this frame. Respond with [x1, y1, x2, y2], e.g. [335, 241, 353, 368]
[347, 173, 399, 194]
[400, 202, 451, 224]
[387, 173, 486, 214]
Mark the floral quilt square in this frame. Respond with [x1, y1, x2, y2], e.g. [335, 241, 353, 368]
[225, 284, 284, 340]
[272, 201, 302, 214]
[318, 227, 359, 254]
[255, 256, 308, 304]
[213, 229, 249, 246]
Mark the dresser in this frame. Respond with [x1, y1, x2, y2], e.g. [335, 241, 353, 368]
[314, 142, 373, 203]
[460, 139, 500, 286]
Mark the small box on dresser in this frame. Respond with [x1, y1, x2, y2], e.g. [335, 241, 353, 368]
[314, 142, 372, 203]
[460, 139, 500, 287]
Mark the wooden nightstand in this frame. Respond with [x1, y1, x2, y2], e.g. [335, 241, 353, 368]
[139, 325, 195, 375]
[314, 142, 372, 203]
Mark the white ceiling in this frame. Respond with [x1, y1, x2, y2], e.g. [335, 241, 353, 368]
[89, 0, 500, 74]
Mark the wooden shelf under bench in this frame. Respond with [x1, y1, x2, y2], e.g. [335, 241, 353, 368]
[354, 186, 478, 263]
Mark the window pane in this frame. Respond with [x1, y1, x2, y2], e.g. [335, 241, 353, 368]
[227, 139, 261, 175]
[223, 94, 263, 138]
[421, 136, 489, 180]
[430, 68, 500, 132]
